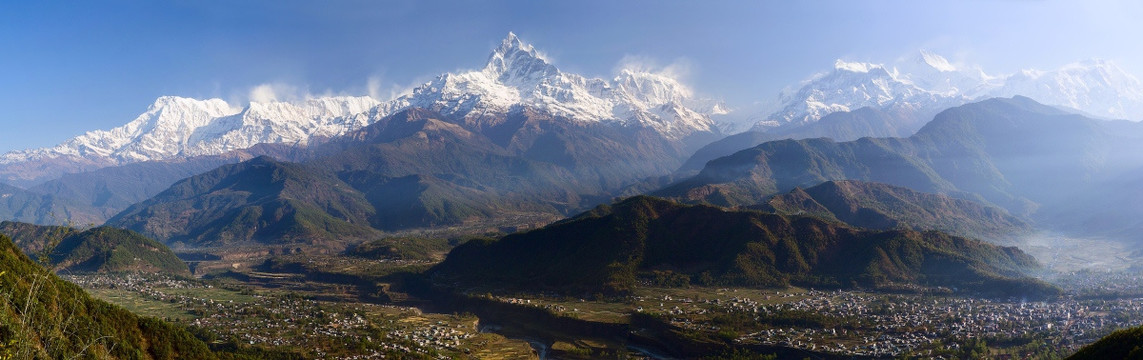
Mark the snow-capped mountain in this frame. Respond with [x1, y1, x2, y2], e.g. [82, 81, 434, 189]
[180, 96, 379, 157]
[987, 59, 1143, 120]
[382, 32, 721, 139]
[0, 32, 722, 185]
[754, 55, 972, 130]
[893, 50, 998, 97]
[752, 51, 1143, 131]
[0, 95, 378, 183]
[2, 96, 237, 165]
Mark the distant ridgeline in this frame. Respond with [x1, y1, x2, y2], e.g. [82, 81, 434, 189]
[0, 234, 212, 359]
[432, 196, 1059, 298]
[0, 221, 189, 276]
[661, 96, 1143, 241]
[755, 180, 1032, 244]
[102, 107, 708, 248]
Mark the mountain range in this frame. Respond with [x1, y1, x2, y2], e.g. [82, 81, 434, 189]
[8, 38, 1140, 190]
[3, 35, 1143, 233]
[0, 33, 1141, 255]
[755, 51, 1143, 131]
[0, 33, 733, 234]
[0, 33, 723, 188]
[434, 196, 1056, 298]
[663, 96, 1143, 242]
[105, 104, 719, 247]
[688, 52, 1143, 173]
[0, 96, 378, 185]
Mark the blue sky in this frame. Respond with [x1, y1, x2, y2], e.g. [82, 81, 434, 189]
[1, 0, 1141, 153]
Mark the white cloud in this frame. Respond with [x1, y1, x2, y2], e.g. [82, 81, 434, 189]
[614, 55, 693, 79]
[366, 73, 427, 102]
[247, 83, 307, 103]
[367, 75, 384, 100]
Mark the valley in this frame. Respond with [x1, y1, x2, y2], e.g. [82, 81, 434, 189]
[60, 245, 1143, 359]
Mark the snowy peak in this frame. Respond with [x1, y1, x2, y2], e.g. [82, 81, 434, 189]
[991, 59, 1143, 120]
[390, 32, 720, 139]
[755, 51, 1143, 131]
[142, 96, 239, 126]
[176, 95, 379, 159]
[1, 95, 379, 171]
[833, 59, 887, 74]
[894, 51, 995, 97]
[754, 56, 962, 130]
[1, 96, 240, 164]
[612, 69, 694, 107]
[0, 32, 721, 183]
[244, 96, 378, 122]
[483, 32, 558, 84]
[148, 95, 236, 115]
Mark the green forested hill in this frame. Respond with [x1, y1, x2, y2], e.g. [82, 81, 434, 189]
[433, 196, 1057, 298]
[0, 234, 213, 359]
[1067, 325, 1143, 359]
[106, 156, 381, 248]
[0, 220, 71, 256]
[0, 221, 190, 276]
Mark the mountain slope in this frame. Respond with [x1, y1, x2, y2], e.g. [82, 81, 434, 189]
[0, 221, 71, 256]
[0, 182, 56, 226]
[108, 98, 733, 247]
[433, 196, 1055, 297]
[0, 142, 317, 228]
[663, 96, 1143, 239]
[0, 222, 190, 276]
[52, 227, 189, 275]
[662, 136, 957, 208]
[0, 234, 214, 359]
[680, 105, 934, 173]
[313, 108, 581, 227]
[1067, 325, 1143, 360]
[106, 110, 575, 246]
[106, 106, 609, 243]
[107, 156, 380, 248]
[757, 180, 1031, 243]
